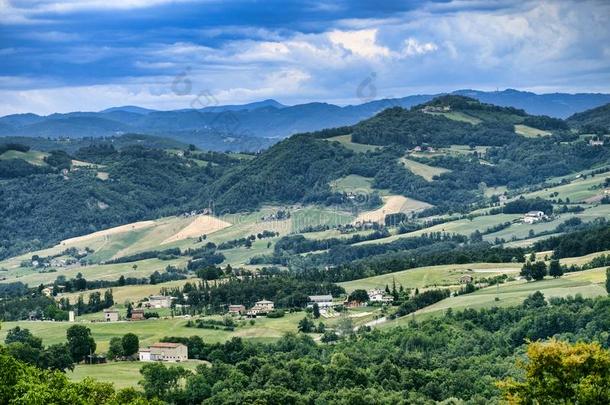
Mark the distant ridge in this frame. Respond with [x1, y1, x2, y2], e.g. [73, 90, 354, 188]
[2, 89, 610, 151]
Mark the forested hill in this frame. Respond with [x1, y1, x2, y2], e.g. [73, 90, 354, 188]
[0, 96, 609, 259]
[567, 102, 610, 134]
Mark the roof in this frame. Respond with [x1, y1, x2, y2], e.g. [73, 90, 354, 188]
[150, 342, 184, 348]
[308, 295, 333, 301]
[255, 300, 273, 304]
[139, 348, 151, 352]
[525, 211, 544, 216]
[149, 295, 171, 300]
[103, 308, 119, 313]
[229, 304, 245, 308]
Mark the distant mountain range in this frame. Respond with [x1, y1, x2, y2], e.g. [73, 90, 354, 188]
[1, 89, 609, 151]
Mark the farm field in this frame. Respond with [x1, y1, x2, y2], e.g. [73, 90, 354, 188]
[382, 266, 608, 328]
[339, 262, 522, 293]
[354, 213, 521, 246]
[0, 257, 189, 286]
[427, 111, 482, 124]
[68, 360, 205, 389]
[400, 157, 450, 181]
[326, 134, 380, 153]
[59, 278, 195, 305]
[520, 175, 608, 203]
[0, 313, 297, 352]
[354, 195, 432, 224]
[0, 213, 229, 271]
[514, 124, 552, 137]
[340, 249, 610, 294]
[483, 204, 610, 243]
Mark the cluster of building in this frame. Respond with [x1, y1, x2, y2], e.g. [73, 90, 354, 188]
[411, 145, 436, 153]
[420, 105, 451, 113]
[228, 299, 275, 317]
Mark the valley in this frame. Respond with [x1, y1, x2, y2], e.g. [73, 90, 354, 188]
[1, 94, 610, 403]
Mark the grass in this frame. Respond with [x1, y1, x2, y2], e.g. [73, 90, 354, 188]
[400, 157, 451, 181]
[520, 175, 609, 203]
[330, 175, 375, 193]
[0, 150, 49, 166]
[382, 266, 607, 327]
[68, 360, 205, 389]
[1, 258, 188, 286]
[326, 134, 380, 153]
[514, 124, 552, 137]
[339, 262, 522, 292]
[59, 279, 195, 305]
[354, 213, 521, 246]
[429, 111, 482, 125]
[0, 311, 310, 355]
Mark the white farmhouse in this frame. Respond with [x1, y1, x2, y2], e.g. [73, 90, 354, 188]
[147, 295, 173, 308]
[523, 211, 546, 224]
[139, 342, 188, 362]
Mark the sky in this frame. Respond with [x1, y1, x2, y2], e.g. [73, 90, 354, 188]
[1, 0, 609, 115]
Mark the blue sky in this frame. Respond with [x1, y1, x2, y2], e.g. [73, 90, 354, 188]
[1, 0, 609, 115]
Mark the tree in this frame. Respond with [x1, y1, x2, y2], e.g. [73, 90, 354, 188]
[107, 337, 124, 360]
[499, 340, 610, 404]
[548, 260, 563, 278]
[76, 294, 86, 315]
[122, 333, 139, 357]
[606, 268, 610, 295]
[41, 343, 74, 371]
[312, 303, 320, 319]
[66, 325, 96, 363]
[348, 289, 369, 303]
[531, 261, 547, 281]
[5, 326, 42, 349]
[103, 289, 114, 308]
[520, 262, 533, 281]
[523, 291, 547, 309]
[139, 362, 189, 400]
[297, 317, 315, 333]
[126, 302, 133, 319]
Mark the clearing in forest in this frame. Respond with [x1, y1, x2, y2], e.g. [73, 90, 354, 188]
[354, 195, 432, 224]
[400, 157, 451, 181]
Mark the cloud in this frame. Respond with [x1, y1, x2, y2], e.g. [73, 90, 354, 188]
[1, 0, 610, 114]
[403, 38, 438, 56]
[328, 29, 391, 59]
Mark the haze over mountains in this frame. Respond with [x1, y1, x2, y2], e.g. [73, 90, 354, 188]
[2, 89, 610, 151]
